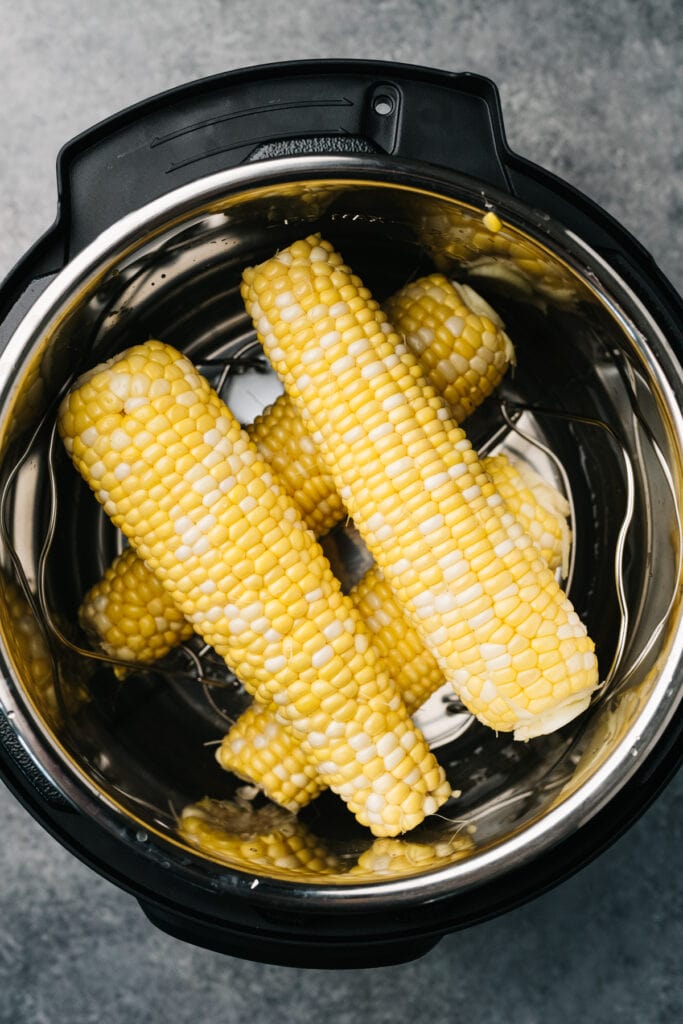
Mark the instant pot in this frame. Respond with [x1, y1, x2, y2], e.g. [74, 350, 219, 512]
[0, 61, 681, 968]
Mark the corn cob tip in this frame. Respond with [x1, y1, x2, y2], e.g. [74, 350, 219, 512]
[513, 689, 594, 741]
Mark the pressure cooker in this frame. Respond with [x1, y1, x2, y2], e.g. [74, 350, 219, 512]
[0, 60, 681, 968]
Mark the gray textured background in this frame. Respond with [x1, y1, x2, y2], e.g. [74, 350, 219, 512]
[0, 1, 681, 1021]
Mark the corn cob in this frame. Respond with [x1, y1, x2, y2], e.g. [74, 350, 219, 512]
[242, 235, 598, 740]
[384, 273, 514, 422]
[352, 570, 445, 711]
[179, 798, 342, 876]
[483, 454, 570, 576]
[216, 701, 324, 811]
[58, 340, 450, 835]
[78, 544, 194, 662]
[348, 834, 474, 880]
[247, 388, 345, 537]
[249, 272, 513, 529]
[250, 272, 513, 530]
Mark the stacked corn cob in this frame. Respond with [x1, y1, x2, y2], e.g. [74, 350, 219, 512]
[383, 273, 514, 422]
[80, 545, 193, 663]
[241, 235, 598, 741]
[58, 341, 451, 836]
[179, 798, 343, 876]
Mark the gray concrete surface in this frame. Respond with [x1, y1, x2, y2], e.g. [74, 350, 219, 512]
[0, 1, 681, 1021]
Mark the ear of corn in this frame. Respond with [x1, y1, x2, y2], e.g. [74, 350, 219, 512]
[78, 544, 194, 662]
[250, 271, 514, 534]
[241, 235, 598, 741]
[180, 798, 343, 876]
[59, 340, 450, 836]
[384, 273, 515, 422]
[483, 454, 570, 577]
[216, 268, 515, 547]
[351, 569, 445, 712]
[216, 700, 323, 811]
[248, 392, 345, 537]
[348, 834, 475, 879]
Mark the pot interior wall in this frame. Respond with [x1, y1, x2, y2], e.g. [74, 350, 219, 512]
[0, 177, 680, 885]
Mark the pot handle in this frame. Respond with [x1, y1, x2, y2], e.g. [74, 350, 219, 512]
[0, 61, 515, 327]
[37, 63, 517, 263]
[2, 60, 675, 329]
[139, 897, 442, 968]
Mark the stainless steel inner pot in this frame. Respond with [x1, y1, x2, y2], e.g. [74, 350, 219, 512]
[1, 156, 682, 902]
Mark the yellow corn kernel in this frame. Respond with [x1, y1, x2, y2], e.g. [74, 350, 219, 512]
[482, 211, 503, 233]
[242, 235, 598, 741]
[59, 340, 450, 835]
